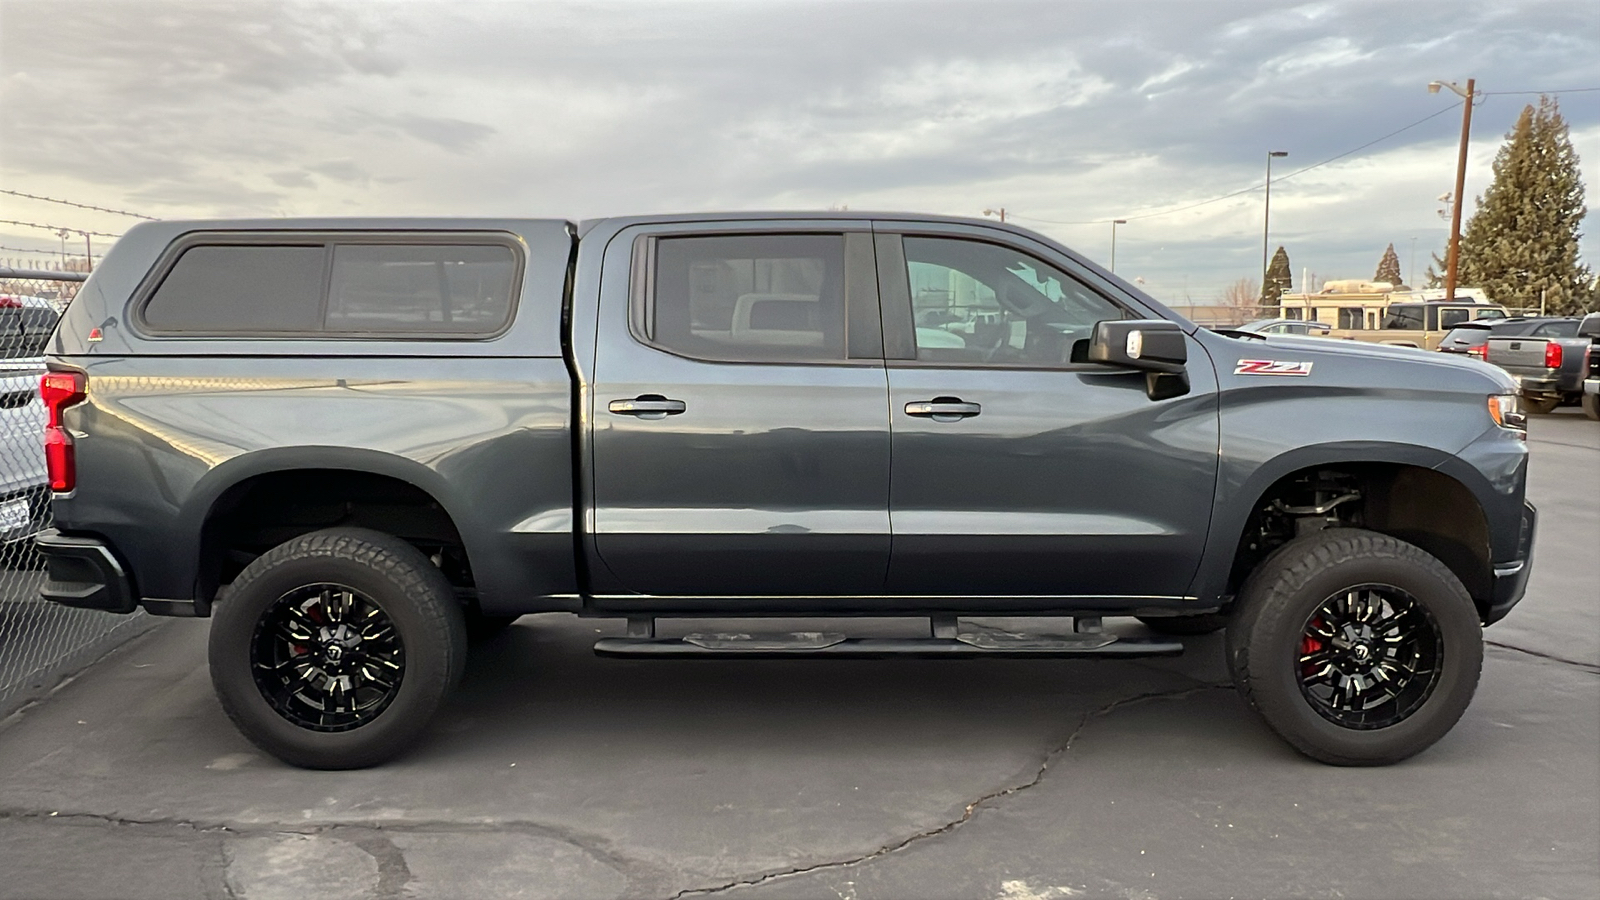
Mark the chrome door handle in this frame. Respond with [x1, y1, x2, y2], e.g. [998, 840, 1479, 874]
[608, 396, 687, 419]
[904, 398, 981, 420]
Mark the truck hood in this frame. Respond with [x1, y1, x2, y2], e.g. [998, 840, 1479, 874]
[1206, 332, 1517, 393]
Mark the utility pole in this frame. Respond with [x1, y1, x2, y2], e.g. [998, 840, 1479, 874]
[1262, 151, 1288, 292]
[85, 234, 93, 272]
[1110, 219, 1127, 273]
[1430, 78, 1475, 301]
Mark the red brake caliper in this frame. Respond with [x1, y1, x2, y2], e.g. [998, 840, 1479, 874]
[1300, 617, 1325, 675]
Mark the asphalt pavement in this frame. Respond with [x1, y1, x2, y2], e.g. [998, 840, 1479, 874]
[0, 412, 1595, 900]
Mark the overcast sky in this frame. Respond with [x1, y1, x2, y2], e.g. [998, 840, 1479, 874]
[2, 0, 1597, 301]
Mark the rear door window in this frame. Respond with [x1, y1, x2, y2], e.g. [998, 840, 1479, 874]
[1382, 305, 1424, 330]
[645, 234, 847, 362]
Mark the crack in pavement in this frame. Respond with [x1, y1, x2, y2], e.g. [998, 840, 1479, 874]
[1485, 639, 1600, 674]
[0, 808, 674, 898]
[667, 682, 1233, 899]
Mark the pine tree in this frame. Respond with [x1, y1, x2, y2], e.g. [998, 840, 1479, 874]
[1373, 243, 1403, 287]
[1457, 97, 1592, 315]
[1261, 245, 1292, 307]
[1423, 252, 1448, 288]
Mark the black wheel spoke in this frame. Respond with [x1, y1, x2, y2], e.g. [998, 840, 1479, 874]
[1295, 584, 1443, 731]
[250, 582, 406, 733]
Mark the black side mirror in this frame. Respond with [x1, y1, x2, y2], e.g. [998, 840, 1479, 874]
[1088, 319, 1187, 373]
[1087, 319, 1190, 401]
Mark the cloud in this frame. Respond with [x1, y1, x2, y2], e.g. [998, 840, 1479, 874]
[0, 0, 1596, 296]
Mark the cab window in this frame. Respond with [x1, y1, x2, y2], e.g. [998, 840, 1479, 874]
[902, 237, 1127, 366]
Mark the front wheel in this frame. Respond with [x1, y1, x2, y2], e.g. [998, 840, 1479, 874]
[208, 528, 467, 769]
[1227, 528, 1482, 766]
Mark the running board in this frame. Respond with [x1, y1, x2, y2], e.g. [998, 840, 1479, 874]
[594, 629, 1184, 659]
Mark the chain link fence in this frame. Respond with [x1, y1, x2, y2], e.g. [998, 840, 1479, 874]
[0, 268, 155, 718]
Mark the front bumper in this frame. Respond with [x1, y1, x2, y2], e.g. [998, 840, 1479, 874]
[1484, 500, 1537, 625]
[34, 528, 138, 614]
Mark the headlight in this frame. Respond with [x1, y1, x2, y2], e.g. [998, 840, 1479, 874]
[1488, 393, 1526, 433]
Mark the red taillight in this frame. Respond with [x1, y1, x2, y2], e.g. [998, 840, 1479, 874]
[40, 370, 86, 493]
[1468, 345, 1487, 360]
[1544, 342, 1563, 369]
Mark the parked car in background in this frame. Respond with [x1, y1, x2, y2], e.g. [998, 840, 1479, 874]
[1437, 316, 1582, 361]
[1233, 318, 1333, 336]
[1485, 312, 1600, 414]
[0, 301, 58, 559]
[1379, 300, 1510, 350]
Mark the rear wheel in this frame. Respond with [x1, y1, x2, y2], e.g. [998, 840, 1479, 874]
[1137, 613, 1227, 636]
[209, 528, 466, 769]
[1227, 528, 1482, 765]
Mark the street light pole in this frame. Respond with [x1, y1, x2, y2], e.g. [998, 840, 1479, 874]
[1110, 219, 1127, 273]
[982, 208, 1007, 223]
[1262, 151, 1288, 291]
[1429, 79, 1475, 302]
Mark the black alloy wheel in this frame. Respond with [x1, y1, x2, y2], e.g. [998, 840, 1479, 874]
[210, 528, 466, 769]
[1227, 527, 1482, 766]
[1295, 585, 1442, 730]
[250, 583, 406, 732]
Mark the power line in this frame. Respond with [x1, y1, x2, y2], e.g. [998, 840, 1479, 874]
[1010, 101, 1467, 227]
[1481, 87, 1600, 96]
[0, 218, 122, 238]
[0, 188, 156, 220]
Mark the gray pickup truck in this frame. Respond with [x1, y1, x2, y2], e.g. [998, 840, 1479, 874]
[36, 214, 1536, 769]
[1486, 312, 1600, 414]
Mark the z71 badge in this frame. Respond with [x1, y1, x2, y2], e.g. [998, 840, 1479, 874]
[1235, 359, 1314, 376]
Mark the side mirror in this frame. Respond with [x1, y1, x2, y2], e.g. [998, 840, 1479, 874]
[1087, 319, 1187, 374]
[1086, 319, 1190, 401]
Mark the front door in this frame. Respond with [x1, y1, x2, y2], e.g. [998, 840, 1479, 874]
[875, 228, 1220, 600]
[590, 225, 891, 597]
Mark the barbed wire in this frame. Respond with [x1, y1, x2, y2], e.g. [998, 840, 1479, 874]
[0, 243, 103, 258]
[0, 188, 156, 220]
[0, 218, 122, 238]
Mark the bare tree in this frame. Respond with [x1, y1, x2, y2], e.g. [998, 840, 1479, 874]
[1221, 277, 1260, 307]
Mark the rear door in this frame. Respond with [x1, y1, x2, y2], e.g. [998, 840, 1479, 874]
[588, 222, 891, 597]
[874, 224, 1220, 600]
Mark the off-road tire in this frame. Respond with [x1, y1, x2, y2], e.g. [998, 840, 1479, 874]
[1524, 394, 1561, 415]
[1582, 391, 1600, 421]
[1137, 613, 1228, 636]
[209, 528, 467, 769]
[1227, 528, 1482, 766]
